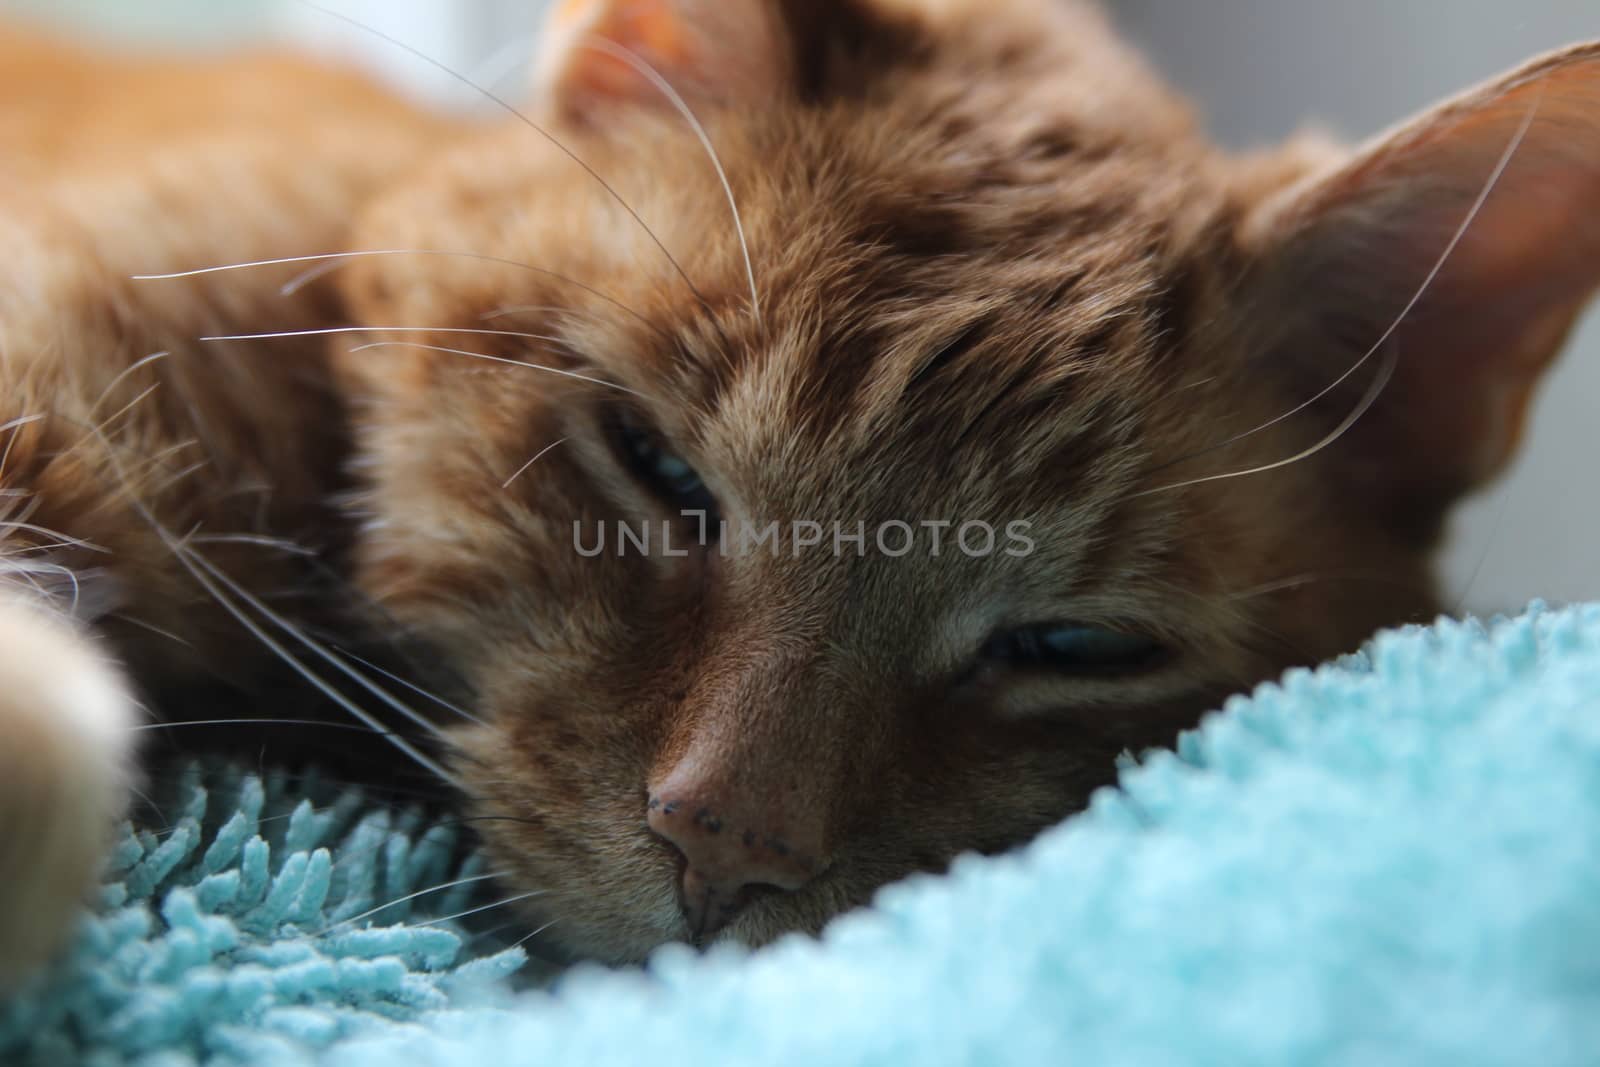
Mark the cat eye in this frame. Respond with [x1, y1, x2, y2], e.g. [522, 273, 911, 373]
[980, 623, 1167, 676]
[615, 415, 720, 518]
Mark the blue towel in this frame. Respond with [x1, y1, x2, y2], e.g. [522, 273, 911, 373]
[4, 602, 1598, 1066]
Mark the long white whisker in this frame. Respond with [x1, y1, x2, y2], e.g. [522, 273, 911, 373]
[87, 351, 170, 418]
[327, 871, 509, 930]
[347, 341, 650, 399]
[147, 459, 212, 498]
[133, 718, 400, 735]
[502, 436, 570, 490]
[133, 248, 664, 338]
[85, 444, 459, 782]
[200, 326, 562, 345]
[512, 918, 560, 950]
[0, 414, 46, 437]
[178, 548, 452, 743]
[414, 890, 546, 928]
[93, 384, 162, 435]
[108, 613, 196, 649]
[165, 540, 458, 782]
[1135, 339, 1399, 497]
[332, 647, 487, 729]
[481, 304, 603, 324]
[13, 541, 88, 556]
[0, 414, 45, 480]
[6, 560, 84, 616]
[190, 533, 319, 558]
[291, 0, 717, 315]
[132, 250, 442, 281]
[587, 37, 761, 324]
[467, 34, 532, 93]
[0, 522, 110, 554]
[279, 257, 347, 296]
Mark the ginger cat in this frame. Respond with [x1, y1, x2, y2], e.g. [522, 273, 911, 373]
[0, 0, 1596, 981]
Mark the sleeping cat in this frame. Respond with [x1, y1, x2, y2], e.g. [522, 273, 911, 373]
[1, 0, 1596, 982]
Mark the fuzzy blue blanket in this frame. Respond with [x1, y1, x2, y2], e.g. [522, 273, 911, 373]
[3, 602, 1598, 1066]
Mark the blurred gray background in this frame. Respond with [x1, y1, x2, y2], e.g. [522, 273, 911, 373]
[3, 0, 1596, 614]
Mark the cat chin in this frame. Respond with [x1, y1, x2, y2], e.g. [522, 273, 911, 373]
[0, 593, 137, 988]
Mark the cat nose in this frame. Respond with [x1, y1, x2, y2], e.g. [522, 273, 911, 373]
[647, 769, 827, 941]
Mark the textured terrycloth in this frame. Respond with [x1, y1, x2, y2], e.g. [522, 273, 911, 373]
[0, 764, 528, 1066]
[4, 602, 1599, 1066]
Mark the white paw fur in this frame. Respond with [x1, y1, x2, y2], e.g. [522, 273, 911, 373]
[0, 594, 136, 988]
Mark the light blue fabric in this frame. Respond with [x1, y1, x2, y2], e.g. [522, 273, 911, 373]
[4, 602, 1598, 1066]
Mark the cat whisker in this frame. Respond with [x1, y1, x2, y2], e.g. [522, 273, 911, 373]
[291, 1, 719, 318]
[174, 546, 454, 744]
[0, 521, 111, 555]
[1144, 574, 1317, 667]
[466, 34, 533, 94]
[0, 413, 46, 438]
[87, 351, 170, 418]
[200, 325, 563, 346]
[128, 785, 171, 832]
[75, 435, 457, 783]
[511, 918, 561, 950]
[502, 436, 570, 491]
[1142, 91, 1542, 489]
[189, 533, 320, 558]
[586, 37, 762, 324]
[0, 495, 43, 540]
[481, 304, 612, 327]
[133, 249, 664, 340]
[461, 919, 527, 948]
[148, 459, 213, 499]
[108, 612, 196, 649]
[163, 539, 458, 784]
[413, 889, 546, 929]
[1131, 337, 1398, 497]
[152, 807, 302, 840]
[347, 341, 650, 400]
[132, 718, 406, 736]
[92, 384, 162, 437]
[331, 646, 486, 729]
[323, 869, 511, 931]
[12, 540, 88, 556]
[223, 539, 481, 725]
[0, 413, 45, 483]
[278, 257, 346, 296]
[3, 560, 83, 616]
[1223, 570, 1436, 603]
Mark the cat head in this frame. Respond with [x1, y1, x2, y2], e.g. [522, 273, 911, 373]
[336, 0, 1600, 961]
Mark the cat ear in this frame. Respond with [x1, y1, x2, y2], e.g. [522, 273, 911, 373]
[1240, 43, 1600, 502]
[533, 0, 790, 119]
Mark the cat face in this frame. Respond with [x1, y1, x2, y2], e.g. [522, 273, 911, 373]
[336, 0, 1600, 961]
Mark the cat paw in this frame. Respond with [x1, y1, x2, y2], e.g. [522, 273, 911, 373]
[0, 595, 136, 989]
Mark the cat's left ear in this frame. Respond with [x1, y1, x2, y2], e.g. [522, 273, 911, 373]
[533, 0, 789, 120]
[1239, 43, 1600, 501]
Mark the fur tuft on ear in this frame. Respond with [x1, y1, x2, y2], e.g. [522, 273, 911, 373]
[1240, 42, 1600, 504]
[534, 0, 791, 120]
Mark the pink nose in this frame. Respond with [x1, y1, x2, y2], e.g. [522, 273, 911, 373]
[646, 773, 826, 941]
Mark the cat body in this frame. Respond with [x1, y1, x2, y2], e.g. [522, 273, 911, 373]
[0, 29, 450, 975]
[1, 0, 1596, 981]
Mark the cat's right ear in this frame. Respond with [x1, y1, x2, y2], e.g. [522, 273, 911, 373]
[1234, 42, 1600, 507]
[533, 0, 792, 122]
